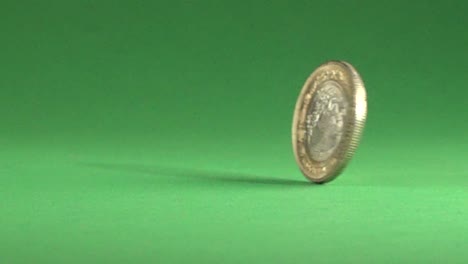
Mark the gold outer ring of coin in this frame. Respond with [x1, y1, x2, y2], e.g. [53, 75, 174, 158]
[292, 61, 367, 183]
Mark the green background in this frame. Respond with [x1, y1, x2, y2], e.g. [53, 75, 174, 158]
[1, 1, 467, 263]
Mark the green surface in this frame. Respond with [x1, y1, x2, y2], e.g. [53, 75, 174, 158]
[1, 1, 467, 263]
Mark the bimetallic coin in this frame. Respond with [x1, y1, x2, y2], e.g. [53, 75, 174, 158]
[292, 61, 367, 183]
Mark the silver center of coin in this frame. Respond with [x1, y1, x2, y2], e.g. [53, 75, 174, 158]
[306, 81, 348, 161]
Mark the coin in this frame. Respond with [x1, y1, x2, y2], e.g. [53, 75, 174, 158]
[292, 61, 367, 183]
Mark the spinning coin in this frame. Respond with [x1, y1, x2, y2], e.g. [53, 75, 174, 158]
[292, 61, 367, 183]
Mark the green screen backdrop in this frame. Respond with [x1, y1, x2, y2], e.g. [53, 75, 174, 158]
[1, 1, 467, 263]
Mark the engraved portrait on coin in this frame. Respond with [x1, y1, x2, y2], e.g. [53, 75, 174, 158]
[306, 80, 348, 162]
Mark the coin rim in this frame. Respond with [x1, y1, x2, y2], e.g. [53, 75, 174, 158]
[292, 61, 367, 183]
